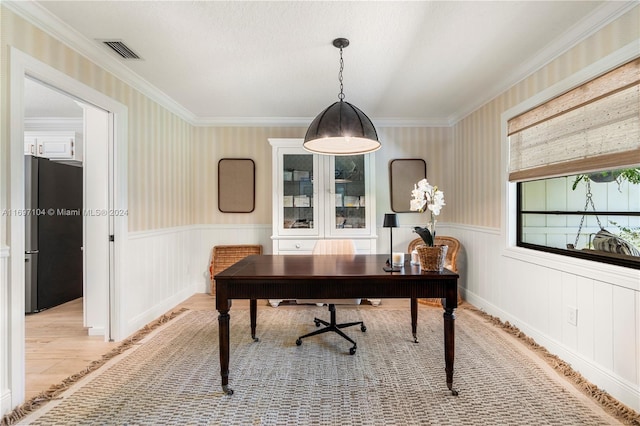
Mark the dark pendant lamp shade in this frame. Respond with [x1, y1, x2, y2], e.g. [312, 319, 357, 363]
[304, 100, 380, 156]
[303, 38, 381, 156]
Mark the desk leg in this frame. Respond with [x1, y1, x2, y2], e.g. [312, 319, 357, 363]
[410, 298, 419, 343]
[250, 299, 259, 342]
[443, 302, 458, 396]
[218, 308, 233, 395]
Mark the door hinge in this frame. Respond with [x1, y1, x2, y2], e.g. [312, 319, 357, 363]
[109, 235, 115, 242]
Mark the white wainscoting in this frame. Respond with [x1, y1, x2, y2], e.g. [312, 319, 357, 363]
[120, 225, 273, 339]
[121, 227, 200, 339]
[448, 225, 640, 412]
[1, 246, 11, 416]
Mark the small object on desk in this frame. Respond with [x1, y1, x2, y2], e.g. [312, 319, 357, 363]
[383, 258, 402, 272]
[392, 252, 404, 268]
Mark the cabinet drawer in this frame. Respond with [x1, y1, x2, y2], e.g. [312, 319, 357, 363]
[278, 239, 316, 252]
[277, 239, 372, 254]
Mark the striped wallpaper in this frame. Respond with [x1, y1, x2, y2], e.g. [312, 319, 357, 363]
[451, 5, 640, 228]
[2, 5, 639, 235]
[1, 7, 194, 233]
[191, 126, 452, 228]
[373, 126, 452, 228]
[191, 126, 303, 226]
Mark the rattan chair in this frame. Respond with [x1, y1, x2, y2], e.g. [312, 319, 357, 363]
[408, 236, 462, 306]
[209, 244, 262, 295]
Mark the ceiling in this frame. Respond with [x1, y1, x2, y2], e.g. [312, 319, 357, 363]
[12, 1, 636, 126]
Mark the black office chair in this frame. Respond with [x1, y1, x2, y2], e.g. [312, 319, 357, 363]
[295, 239, 366, 355]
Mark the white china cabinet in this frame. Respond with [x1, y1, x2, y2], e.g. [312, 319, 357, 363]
[269, 138, 379, 306]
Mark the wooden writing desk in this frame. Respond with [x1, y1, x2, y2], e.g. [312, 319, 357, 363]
[215, 254, 459, 396]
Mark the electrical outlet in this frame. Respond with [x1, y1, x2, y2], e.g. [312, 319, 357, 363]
[567, 306, 578, 326]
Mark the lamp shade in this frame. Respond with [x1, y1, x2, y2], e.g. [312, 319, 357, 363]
[303, 100, 380, 156]
[383, 213, 399, 228]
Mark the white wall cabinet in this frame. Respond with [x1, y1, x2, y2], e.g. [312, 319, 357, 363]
[24, 131, 82, 162]
[269, 138, 379, 306]
[270, 138, 378, 253]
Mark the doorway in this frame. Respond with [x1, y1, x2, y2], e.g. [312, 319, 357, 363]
[24, 76, 112, 335]
[24, 77, 84, 316]
[8, 46, 128, 406]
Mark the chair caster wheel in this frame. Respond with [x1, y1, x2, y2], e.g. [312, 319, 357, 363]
[349, 347, 356, 355]
[361, 325, 367, 332]
[296, 339, 302, 346]
[314, 320, 321, 327]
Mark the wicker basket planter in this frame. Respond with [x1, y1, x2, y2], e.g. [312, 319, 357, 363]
[416, 244, 448, 272]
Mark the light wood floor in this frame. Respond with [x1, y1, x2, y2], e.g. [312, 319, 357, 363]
[24, 293, 218, 400]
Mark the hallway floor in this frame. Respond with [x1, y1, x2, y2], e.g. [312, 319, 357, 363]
[24, 294, 218, 399]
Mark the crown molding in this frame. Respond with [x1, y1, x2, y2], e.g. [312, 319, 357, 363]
[4, 0, 198, 124]
[192, 116, 311, 128]
[5, 0, 637, 129]
[191, 116, 452, 128]
[372, 117, 453, 128]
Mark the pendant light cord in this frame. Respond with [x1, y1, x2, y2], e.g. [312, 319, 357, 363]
[338, 46, 345, 101]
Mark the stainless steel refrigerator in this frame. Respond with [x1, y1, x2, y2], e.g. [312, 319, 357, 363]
[25, 156, 83, 313]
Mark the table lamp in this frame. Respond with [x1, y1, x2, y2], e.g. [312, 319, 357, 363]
[383, 213, 401, 272]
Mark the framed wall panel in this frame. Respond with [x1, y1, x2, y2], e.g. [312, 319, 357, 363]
[389, 158, 427, 213]
[218, 158, 255, 213]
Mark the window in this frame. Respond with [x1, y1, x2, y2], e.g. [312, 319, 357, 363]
[509, 58, 640, 269]
[517, 169, 640, 269]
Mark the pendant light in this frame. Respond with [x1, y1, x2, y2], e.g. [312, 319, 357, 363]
[303, 38, 381, 156]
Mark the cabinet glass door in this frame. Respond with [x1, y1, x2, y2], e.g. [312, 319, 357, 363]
[330, 155, 368, 234]
[281, 152, 318, 235]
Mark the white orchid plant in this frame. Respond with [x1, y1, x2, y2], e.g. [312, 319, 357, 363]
[410, 178, 445, 247]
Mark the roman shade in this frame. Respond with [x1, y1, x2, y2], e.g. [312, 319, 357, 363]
[508, 58, 640, 182]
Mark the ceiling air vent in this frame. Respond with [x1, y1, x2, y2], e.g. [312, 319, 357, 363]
[100, 40, 141, 60]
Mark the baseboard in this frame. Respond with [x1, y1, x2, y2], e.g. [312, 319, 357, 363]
[1, 388, 11, 417]
[464, 291, 640, 412]
[122, 284, 197, 340]
[87, 326, 105, 337]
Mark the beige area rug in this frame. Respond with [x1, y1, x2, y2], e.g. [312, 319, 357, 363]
[10, 304, 639, 425]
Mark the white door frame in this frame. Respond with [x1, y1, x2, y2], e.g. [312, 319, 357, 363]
[8, 47, 128, 405]
[82, 103, 111, 336]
